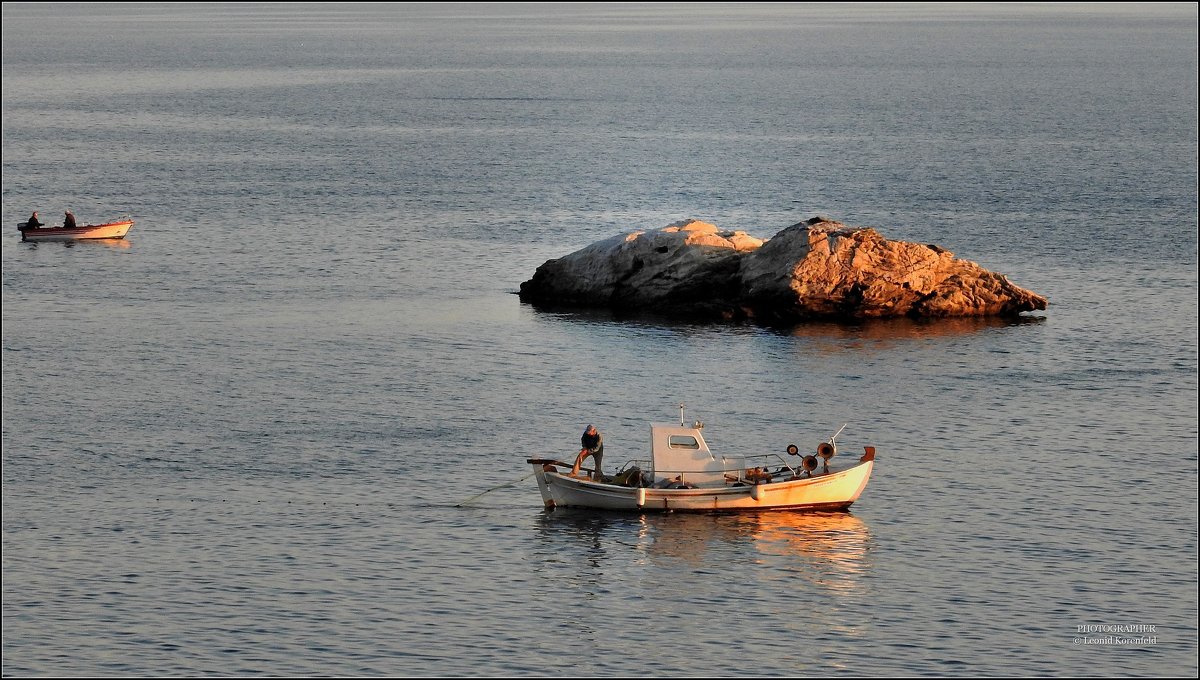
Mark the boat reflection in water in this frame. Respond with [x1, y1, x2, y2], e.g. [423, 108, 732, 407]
[33, 237, 133, 249]
[82, 238, 131, 250]
[532, 509, 871, 597]
[645, 512, 870, 593]
[732, 511, 871, 595]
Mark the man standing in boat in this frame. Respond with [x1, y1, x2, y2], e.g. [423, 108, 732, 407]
[572, 424, 604, 481]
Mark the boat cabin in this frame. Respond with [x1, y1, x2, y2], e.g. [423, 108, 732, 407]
[649, 423, 745, 487]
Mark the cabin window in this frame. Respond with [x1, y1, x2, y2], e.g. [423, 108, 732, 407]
[668, 435, 700, 449]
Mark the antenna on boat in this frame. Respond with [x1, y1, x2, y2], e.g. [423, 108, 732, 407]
[818, 423, 848, 473]
[676, 403, 704, 429]
[829, 423, 847, 446]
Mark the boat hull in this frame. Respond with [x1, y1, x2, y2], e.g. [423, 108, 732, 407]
[531, 460, 874, 513]
[20, 220, 134, 242]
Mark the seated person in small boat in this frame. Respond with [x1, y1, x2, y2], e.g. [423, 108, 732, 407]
[25, 211, 43, 229]
[572, 424, 604, 481]
[63, 210, 77, 229]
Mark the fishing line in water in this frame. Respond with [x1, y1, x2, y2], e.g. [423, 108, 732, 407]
[142, 487, 533, 511]
[454, 470, 538, 507]
[148, 497, 409, 510]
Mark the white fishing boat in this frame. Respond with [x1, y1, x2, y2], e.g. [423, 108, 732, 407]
[527, 406, 876, 513]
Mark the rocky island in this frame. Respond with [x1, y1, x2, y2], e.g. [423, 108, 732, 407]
[518, 217, 1048, 322]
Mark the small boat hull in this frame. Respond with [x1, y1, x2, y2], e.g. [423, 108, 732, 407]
[20, 220, 134, 242]
[531, 459, 874, 513]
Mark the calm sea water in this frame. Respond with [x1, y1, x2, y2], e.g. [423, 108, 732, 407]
[2, 3, 1197, 677]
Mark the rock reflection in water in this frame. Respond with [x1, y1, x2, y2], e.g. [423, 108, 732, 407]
[781, 315, 1045, 353]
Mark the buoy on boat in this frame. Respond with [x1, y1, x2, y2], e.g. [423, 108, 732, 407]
[786, 444, 799, 456]
[636, 487, 646, 508]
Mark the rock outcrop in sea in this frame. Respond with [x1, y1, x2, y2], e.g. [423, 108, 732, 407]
[518, 217, 1048, 322]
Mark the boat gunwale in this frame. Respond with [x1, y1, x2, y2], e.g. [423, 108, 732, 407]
[539, 458, 873, 496]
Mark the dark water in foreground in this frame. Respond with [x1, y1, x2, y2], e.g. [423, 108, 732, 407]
[2, 3, 1197, 677]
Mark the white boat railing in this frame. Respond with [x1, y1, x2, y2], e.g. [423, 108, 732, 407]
[614, 452, 812, 488]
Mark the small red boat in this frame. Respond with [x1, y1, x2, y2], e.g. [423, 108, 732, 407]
[18, 219, 134, 243]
